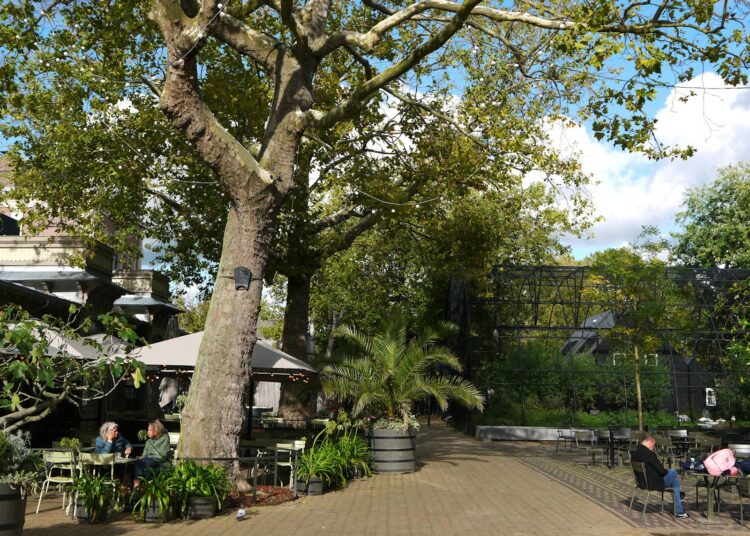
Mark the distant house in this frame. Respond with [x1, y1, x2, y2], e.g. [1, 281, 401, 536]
[560, 310, 712, 417]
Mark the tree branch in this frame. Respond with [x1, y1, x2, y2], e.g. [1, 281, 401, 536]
[211, 12, 284, 71]
[305, 0, 483, 130]
[320, 0, 574, 57]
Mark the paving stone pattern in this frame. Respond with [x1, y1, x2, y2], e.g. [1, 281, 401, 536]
[23, 423, 750, 535]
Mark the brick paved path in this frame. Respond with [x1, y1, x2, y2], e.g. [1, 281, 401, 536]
[23, 422, 750, 535]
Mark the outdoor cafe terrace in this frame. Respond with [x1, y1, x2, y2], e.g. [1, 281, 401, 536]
[23, 421, 750, 535]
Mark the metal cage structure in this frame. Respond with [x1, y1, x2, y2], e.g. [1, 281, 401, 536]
[447, 265, 750, 430]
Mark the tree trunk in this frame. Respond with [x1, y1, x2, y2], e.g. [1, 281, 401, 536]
[634, 346, 644, 432]
[180, 198, 277, 485]
[278, 275, 314, 426]
[280, 275, 310, 358]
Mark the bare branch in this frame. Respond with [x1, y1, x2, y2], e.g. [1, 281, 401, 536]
[305, 0, 483, 130]
[320, 0, 573, 57]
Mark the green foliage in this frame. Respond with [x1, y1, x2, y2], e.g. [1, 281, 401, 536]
[311, 183, 593, 352]
[173, 297, 211, 334]
[71, 472, 119, 523]
[167, 461, 231, 516]
[584, 231, 693, 429]
[322, 313, 484, 425]
[298, 411, 372, 488]
[0, 305, 144, 432]
[0, 430, 43, 495]
[714, 334, 750, 418]
[59, 437, 81, 451]
[132, 469, 175, 523]
[297, 440, 347, 488]
[477, 407, 677, 429]
[673, 163, 750, 269]
[476, 340, 672, 426]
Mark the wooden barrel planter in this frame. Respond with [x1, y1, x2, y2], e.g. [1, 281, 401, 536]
[296, 477, 325, 496]
[140, 499, 170, 523]
[186, 496, 217, 519]
[0, 484, 26, 536]
[368, 428, 416, 474]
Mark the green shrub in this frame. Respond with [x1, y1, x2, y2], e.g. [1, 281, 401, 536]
[71, 472, 119, 522]
[168, 460, 231, 516]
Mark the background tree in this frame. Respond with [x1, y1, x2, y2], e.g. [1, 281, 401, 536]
[673, 163, 750, 269]
[0, 306, 143, 433]
[1, 1, 748, 476]
[585, 231, 691, 430]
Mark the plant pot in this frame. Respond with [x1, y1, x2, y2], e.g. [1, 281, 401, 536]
[186, 496, 217, 519]
[368, 428, 416, 474]
[74, 501, 109, 524]
[296, 477, 325, 495]
[137, 499, 170, 523]
[0, 484, 26, 536]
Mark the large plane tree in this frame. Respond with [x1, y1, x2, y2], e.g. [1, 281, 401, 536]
[1, 0, 748, 484]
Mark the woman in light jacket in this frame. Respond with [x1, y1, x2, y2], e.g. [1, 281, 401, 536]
[133, 419, 171, 488]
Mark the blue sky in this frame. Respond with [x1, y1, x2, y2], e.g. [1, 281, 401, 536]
[552, 72, 750, 259]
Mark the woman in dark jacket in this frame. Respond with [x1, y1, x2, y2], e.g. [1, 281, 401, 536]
[95, 421, 132, 457]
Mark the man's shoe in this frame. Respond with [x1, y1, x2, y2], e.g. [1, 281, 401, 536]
[676, 512, 689, 519]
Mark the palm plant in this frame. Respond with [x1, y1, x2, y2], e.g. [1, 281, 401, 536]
[322, 314, 484, 427]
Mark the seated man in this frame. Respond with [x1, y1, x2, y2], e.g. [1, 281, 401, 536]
[631, 433, 688, 519]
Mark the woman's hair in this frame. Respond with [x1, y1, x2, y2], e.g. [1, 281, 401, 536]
[99, 421, 118, 440]
[149, 419, 166, 438]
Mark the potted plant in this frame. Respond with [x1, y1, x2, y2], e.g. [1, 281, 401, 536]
[0, 431, 42, 536]
[71, 473, 118, 523]
[169, 460, 230, 519]
[336, 430, 372, 480]
[296, 421, 349, 495]
[132, 469, 175, 523]
[322, 314, 485, 473]
[164, 394, 187, 422]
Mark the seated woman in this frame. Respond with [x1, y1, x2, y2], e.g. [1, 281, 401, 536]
[134, 419, 171, 488]
[95, 421, 132, 457]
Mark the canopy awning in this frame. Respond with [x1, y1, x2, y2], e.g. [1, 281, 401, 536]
[130, 331, 316, 375]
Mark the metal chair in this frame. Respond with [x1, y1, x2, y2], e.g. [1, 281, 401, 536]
[78, 452, 116, 480]
[628, 461, 677, 519]
[556, 428, 575, 453]
[273, 439, 306, 489]
[36, 450, 78, 515]
[574, 430, 604, 467]
[735, 475, 750, 524]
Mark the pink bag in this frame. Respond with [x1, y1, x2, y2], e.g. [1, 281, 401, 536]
[704, 448, 736, 476]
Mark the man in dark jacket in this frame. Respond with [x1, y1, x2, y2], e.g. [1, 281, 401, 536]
[631, 434, 688, 518]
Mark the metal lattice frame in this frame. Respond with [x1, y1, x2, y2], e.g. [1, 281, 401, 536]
[458, 265, 750, 422]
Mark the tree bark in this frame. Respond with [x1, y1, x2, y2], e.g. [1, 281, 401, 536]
[281, 275, 311, 358]
[180, 197, 278, 486]
[278, 274, 315, 426]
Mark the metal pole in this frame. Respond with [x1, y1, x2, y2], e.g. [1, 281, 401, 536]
[252, 456, 258, 500]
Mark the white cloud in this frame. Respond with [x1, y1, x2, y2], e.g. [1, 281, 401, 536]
[560, 73, 750, 258]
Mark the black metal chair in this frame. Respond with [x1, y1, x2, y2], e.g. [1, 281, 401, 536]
[556, 428, 575, 453]
[629, 461, 677, 519]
